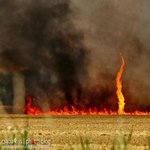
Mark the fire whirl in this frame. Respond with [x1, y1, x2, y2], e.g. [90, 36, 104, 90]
[23, 54, 150, 115]
[116, 53, 125, 114]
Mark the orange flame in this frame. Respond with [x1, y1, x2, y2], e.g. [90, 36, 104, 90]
[23, 94, 150, 115]
[23, 103, 116, 115]
[116, 53, 125, 114]
[119, 31, 121, 36]
[23, 54, 150, 115]
[16, 103, 20, 108]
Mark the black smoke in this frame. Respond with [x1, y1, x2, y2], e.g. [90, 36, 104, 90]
[1, 0, 150, 112]
[0, 0, 87, 110]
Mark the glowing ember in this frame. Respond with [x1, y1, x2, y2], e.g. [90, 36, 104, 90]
[16, 103, 20, 108]
[119, 31, 122, 36]
[116, 53, 125, 114]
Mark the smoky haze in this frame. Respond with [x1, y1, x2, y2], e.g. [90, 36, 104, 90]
[0, 0, 150, 112]
[71, 0, 150, 111]
[0, 0, 87, 112]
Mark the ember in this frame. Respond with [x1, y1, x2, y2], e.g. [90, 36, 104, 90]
[16, 103, 20, 108]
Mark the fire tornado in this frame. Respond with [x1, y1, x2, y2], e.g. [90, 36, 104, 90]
[23, 53, 150, 115]
[116, 53, 125, 114]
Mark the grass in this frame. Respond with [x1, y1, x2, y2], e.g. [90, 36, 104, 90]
[112, 128, 133, 150]
[0, 127, 150, 150]
[0, 127, 29, 150]
[71, 128, 150, 150]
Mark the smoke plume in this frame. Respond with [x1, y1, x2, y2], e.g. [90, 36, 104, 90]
[0, 0, 87, 111]
[0, 0, 150, 112]
[71, 0, 150, 111]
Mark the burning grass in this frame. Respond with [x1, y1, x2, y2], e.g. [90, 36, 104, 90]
[22, 54, 150, 116]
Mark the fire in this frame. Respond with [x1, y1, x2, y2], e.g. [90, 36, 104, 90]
[116, 53, 125, 114]
[119, 31, 121, 36]
[23, 94, 150, 115]
[16, 103, 20, 108]
[23, 54, 150, 115]
[23, 103, 116, 115]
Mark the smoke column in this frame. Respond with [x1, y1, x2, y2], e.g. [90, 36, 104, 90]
[0, 0, 87, 111]
[0, 0, 150, 112]
[71, 0, 150, 111]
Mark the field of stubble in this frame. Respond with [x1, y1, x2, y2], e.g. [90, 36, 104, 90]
[0, 115, 150, 150]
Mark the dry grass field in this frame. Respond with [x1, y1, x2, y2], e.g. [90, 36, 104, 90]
[0, 115, 150, 150]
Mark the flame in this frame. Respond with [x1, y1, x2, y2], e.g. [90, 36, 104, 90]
[16, 103, 20, 108]
[23, 102, 116, 115]
[23, 54, 150, 115]
[119, 31, 121, 36]
[23, 94, 150, 115]
[116, 53, 125, 114]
